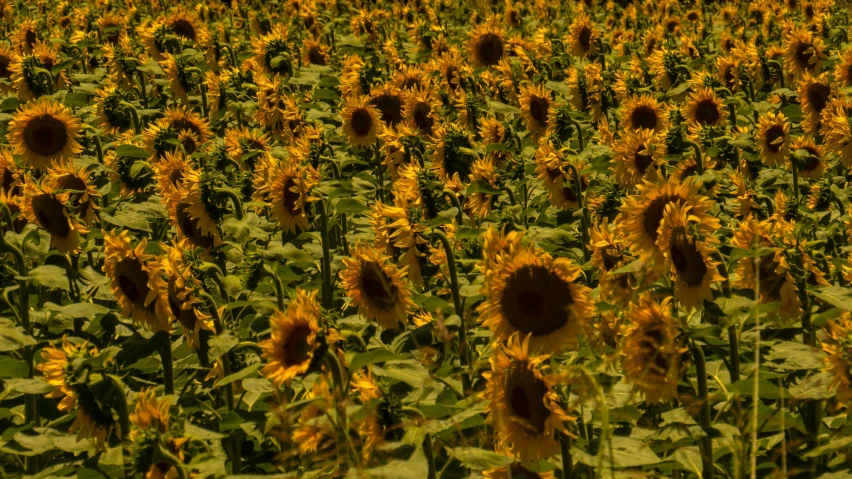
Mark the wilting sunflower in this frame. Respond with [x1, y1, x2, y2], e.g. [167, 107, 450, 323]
[533, 142, 588, 210]
[797, 70, 832, 135]
[430, 122, 475, 192]
[157, 240, 213, 348]
[656, 203, 722, 309]
[620, 94, 668, 134]
[783, 26, 825, 78]
[20, 177, 88, 253]
[38, 336, 99, 414]
[266, 158, 319, 234]
[820, 97, 852, 167]
[755, 111, 791, 167]
[684, 87, 726, 127]
[620, 173, 719, 267]
[467, 18, 506, 67]
[478, 236, 594, 353]
[260, 289, 325, 387]
[484, 334, 572, 463]
[612, 128, 665, 187]
[8, 97, 82, 171]
[339, 242, 415, 330]
[519, 83, 552, 139]
[103, 230, 172, 331]
[567, 12, 597, 58]
[341, 95, 381, 147]
[403, 87, 439, 137]
[822, 313, 852, 407]
[620, 295, 686, 403]
[46, 161, 100, 226]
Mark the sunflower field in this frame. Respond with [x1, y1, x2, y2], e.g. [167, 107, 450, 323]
[6, 0, 852, 478]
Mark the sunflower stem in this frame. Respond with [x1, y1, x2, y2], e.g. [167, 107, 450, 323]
[92, 133, 104, 165]
[430, 229, 470, 394]
[502, 186, 517, 206]
[105, 374, 131, 478]
[200, 83, 209, 119]
[216, 187, 244, 220]
[317, 200, 334, 311]
[323, 349, 348, 397]
[690, 340, 713, 479]
[34, 68, 53, 95]
[424, 433, 437, 479]
[232, 341, 264, 357]
[560, 433, 574, 479]
[684, 140, 704, 175]
[119, 101, 141, 134]
[442, 189, 464, 225]
[791, 158, 800, 203]
[155, 330, 175, 395]
[565, 164, 589, 263]
[136, 70, 149, 109]
[565, 116, 585, 151]
[750, 254, 761, 479]
[262, 264, 285, 311]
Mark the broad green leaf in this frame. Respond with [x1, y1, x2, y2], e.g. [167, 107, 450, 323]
[0, 318, 37, 351]
[573, 436, 662, 468]
[487, 100, 521, 115]
[25, 265, 70, 291]
[451, 447, 512, 470]
[349, 349, 401, 371]
[214, 362, 261, 388]
[810, 286, 852, 311]
[4, 378, 53, 394]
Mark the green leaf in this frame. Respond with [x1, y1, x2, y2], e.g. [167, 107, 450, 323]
[208, 331, 239, 362]
[4, 378, 53, 394]
[100, 211, 152, 232]
[0, 97, 21, 113]
[766, 342, 826, 371]
[485, 142, 511, 153]
[810, 286, 852, 311]
[184, 421, 227, 440]
[0, 318, 37, 351]
[573, 436, 662, 468]
[611, 259, 646, 275]
[373, 360, 430, 387]
[789, 372, 835, 400]
[455, 228, 484, 240]
[354, 446, 428, 478]
[312, 88, 341, 102]
[667, 81, 692, 97]
[64, 92, 89, 108]
[335, 198, 370, 214]
[0, 357, 29, 378]
[349, 349, 401, 371]
[115, 144, 150, 159]
[213, 362, 261, 388]
[728, 247, 776, 264]
[487, 100, 521, 115]
[730, 378, 791, 399]
[466, 180, 502, 195]
[451, 447, 512, 471]
[25, 265, 70, 291]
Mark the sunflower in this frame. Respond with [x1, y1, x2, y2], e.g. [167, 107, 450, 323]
[143, 106, 212, 158]
[821, 313, 852, 407]
[370, 83, 405, 128]
[161, 53, 202, 104]
[372, 194, 429, 286]
[339, 242, 415, 330]
[467, 19, 506, 67]
[478, 236, 594, 353]
[620, 173, 719, 268]
[95, 86, 135, 135]
[260, 289, 325, 387]
[20, 177, 88, 253]
[255, 74, 304, 140]
[10, 41, 69, 100]
[0, 148, 21, 195]
[820, 97, 852, 167]
[589, 220, 648, 306]
[484, 334, 572, 463]
[567, 12, 597, 59]
[620, 95, 668, 134]
[378, 123, 420, 178]
[465, 158, 499, 219]
[533, 142, 588, 210]
[612, 128, 664, 188]
[715, 55, 741, 93]
[0, 45, 15, 93]
[566, 62, 604, 121]
[435, 51, 466, 96]
[403, 86, 439, 137]
[783, 26, 824, 78]
[167, 191, 220, 250]
[224, 127, 271, 168]
[157, 240, 213, 348]
[755, 111, 791, 167]
[834, 48, 852, 89]
[252, 24, 295, 76]
[656, 203, 722, 309]
[130, 388, 171, 434]
[103, 230, 172, 331]
[38, 336, 99, 414]
[103, 39, 146, 90]
[266, 158, 320, 234]
[484, 463, 555, 479]
[797, 70, 832, 135]
[620, 295, 685, 403]
[46, 161, 100, 226]
[429, 122, 475, 192]
[8, 97, 82, 171]
[341, 95, 381, 147]
[302, 38, 329, 67]
[519, 83, 552, 139]
[684, 87, 726, 127]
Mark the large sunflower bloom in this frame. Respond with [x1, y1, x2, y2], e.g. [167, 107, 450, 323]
[8, 97, 82, 171]
[467, 19, 506, 67]
[260, 289, 325, 387]
[339, 242, 415, 330]
[755, 111, 791, 167]
[20, 177, 88, 253]
[342, 95, 382, 147]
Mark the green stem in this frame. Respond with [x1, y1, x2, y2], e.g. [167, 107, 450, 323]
[317, 200, 333, 311]
[424, 434, 437, 479]
[155, 440, 188, 479]
[566, 116, 585, 151]
[728, 326, 741, 384]
[262, 264, 285, 311]
[232, 341, 264, 357]
[442, 189, 464, 224]
[105, 374, 131, 478]
[430, 229, 470, 394]
[156, 330, 175, 395]
[685, 140, 705, 175]
[216, 188, 244, 220]
[119, 101, 141, 134]
[34, 68, 53, 95]
[200, 83, 209, 119]
[690, 340, 713, 479]
[561, 433, 574, 479]
[791, 158, 800, 202]
[137, 70, 149, 109]
[767, 59, 784, 89]
[566, 164, 589, 263]
[502, 186, 517, 206]
[204, 294, 241, 474]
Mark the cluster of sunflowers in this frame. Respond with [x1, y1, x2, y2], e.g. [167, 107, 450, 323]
[5, 0, 852, 477]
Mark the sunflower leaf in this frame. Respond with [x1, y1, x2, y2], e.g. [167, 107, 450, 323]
[809, 285, 852, 311]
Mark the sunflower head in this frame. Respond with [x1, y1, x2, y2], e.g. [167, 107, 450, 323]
[339, 242, 415, 330]
[755, 111, 791, 167]
[342, 95, 382, 147]
[8, 97, 82, 171]
[20, 177, 88, 253]
[261, 289, 326, 387]
[467, 19, 506, 67]
[684, 87, 726, 127]
[519, 83, 552, 139]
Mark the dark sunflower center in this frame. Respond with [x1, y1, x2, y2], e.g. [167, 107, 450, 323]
[308, 46, 326, 66]
[169, 118, 203, 138]
[807, 83, 831, 114]
[32, 194, 70, 237]
[847, 65, 852, 82]
[641, 195, 674, 241]
[634, 148, 653, 173]
[723, 66, 736, 89]
[25, 30, 36, 50]
[169, 168, 185, 186]
[2, 168, 15, 193]
[177, 202, 213, 248]
[509, 463, 542, 479]
[350, 108, 374, 137]
[477, 33, 504, 66]
[168, 277, 198, 331]
[795, 42, 814, 67]
[578, 26, 592, 50]
[765, 125, 785, 153]
[801, 148, 820, 172]
[669, 228, 707, 287]
[0, 55, 11, 79]
[758, 255, 789, 300]
[666, 20, 678, 33]
[360, 260, 399, 311]
[115, 257, 150, 306]
[500, 265, 574, 337]
[57, 175, 90, 214]
[282, 177, 301, 213]
[371, 94, 403, 126]
[631, 105, 658, 130]
[283, 324, 313, 366]
[412, 102, 434, 135]
[505, 361, 549, 435]
[23, 114, 69, 157]
[694, 99, 720, 126]
[529, 96, 549, 126]
[445, 66, 459, 90]
[171, 19, 196, 41]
